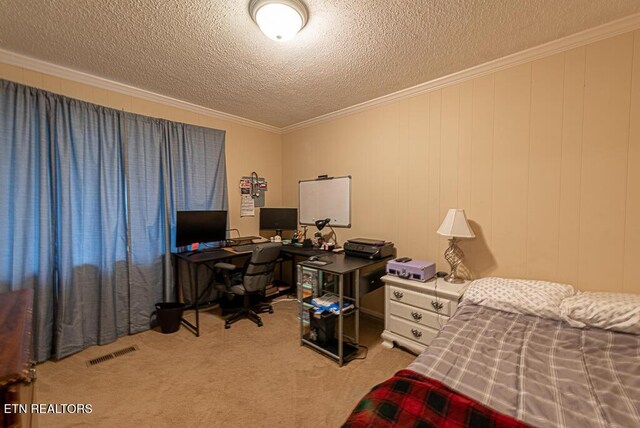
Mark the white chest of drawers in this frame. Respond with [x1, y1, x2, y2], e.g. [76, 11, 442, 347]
[381, 275, 469, 354]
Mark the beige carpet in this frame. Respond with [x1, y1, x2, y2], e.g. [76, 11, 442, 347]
[33, 299, 415, 427]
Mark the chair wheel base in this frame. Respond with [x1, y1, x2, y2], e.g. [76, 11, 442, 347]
[222, 295, 274, 329]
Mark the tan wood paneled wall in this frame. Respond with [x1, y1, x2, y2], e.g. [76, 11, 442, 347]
[283, 31, 640, 297]
[0, 63, 283, 236]
[2, 29, 639, 301]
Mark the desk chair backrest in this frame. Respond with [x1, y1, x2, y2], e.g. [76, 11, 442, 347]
[243, 243, 282, 293]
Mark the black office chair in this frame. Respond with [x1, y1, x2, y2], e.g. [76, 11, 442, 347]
[215, 242, 282, 329]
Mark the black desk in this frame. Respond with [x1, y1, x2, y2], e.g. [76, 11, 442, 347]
[173, 244, 357, 337]
[280, 244, 326, 257]
[173, 248, 244, 336]
[299, 252, 379, 274]
[173, 244, 319, 336]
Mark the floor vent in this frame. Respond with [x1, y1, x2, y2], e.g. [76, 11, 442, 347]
[87, 345, 138, 367]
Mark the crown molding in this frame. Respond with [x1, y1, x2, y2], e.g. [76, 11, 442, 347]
[2, 12, 639, 136]
[0, 48, 281, 134]
[282, 13, 640, 134]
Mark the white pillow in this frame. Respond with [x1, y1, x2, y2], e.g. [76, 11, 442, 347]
[560, 292, 640, 335]
[463, 277, 575, 320]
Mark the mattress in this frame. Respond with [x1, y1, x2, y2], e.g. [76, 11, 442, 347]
[407, 304, 640, 428]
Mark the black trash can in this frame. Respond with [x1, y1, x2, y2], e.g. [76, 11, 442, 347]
[309, 308, 336, 345]
[155, 302, 185, 334]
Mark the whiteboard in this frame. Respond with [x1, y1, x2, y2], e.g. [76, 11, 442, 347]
[299, 176, 351, 227]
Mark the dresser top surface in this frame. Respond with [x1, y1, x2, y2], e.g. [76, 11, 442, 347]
[382, 275, 470, 299]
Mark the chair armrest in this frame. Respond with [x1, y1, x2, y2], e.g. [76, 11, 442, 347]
[214, 262, 236, 271]
[214, 262, 236, 292]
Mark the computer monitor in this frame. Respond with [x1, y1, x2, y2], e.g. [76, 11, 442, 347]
[176, 210, 227, 247]
[260, 208, 298, 236]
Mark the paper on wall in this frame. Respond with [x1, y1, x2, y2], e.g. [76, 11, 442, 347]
[241, 194, 255, 217]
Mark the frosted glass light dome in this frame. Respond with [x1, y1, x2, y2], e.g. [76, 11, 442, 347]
[250, 0, 308, 42]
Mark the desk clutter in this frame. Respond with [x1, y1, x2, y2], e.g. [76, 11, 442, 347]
[289, 233, 396, 259]
[291, 227, 336, 250]
[311, 293, 354, 315]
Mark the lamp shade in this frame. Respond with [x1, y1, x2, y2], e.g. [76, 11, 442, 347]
[437, 209, 475, 238]
[315, 218, 331, 231]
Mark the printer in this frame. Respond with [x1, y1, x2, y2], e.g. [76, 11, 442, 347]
[344, 238, 395, 260]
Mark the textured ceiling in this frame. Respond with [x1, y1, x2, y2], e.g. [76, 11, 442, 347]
[1, 1, 640, 128]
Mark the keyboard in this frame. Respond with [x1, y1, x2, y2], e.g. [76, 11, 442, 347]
[232, 241, 280, 253]
[227, 236, 262, 246]
[304, 260, 330, 267]
[232, 243, 263, 253]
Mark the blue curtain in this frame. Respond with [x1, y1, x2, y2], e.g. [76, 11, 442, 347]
[0, 83, 55, 361]
[165, 122, 228, 304]
[123, 116, 168, 332]
[124, 115, 227, 326]
[51, 99, 129, 359]
[0, 79, 227, 360]
[167, 122, 228, 213]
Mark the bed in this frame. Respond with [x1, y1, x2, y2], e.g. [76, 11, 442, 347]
[344, 278, 640, 428]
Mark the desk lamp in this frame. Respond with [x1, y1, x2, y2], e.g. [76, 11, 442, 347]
[315, 218, 337, 245]
[436, 209, 475, 283]
[315, 218, 330, 230]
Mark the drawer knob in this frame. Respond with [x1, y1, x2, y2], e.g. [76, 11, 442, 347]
[431, 300, 444, 311]
[411, 329, 422, 338]
[411, 311, 422, 321]
[393, 290, 404, 299]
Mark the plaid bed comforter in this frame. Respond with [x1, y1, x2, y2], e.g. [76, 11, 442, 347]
[343, 369, 529, 428]
[408, 304, 640, 428]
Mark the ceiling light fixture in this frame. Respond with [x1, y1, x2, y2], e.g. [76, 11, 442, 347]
[249, 0, 308, 42]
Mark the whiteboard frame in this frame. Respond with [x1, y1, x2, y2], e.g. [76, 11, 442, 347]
[298, 175, 352, 228]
